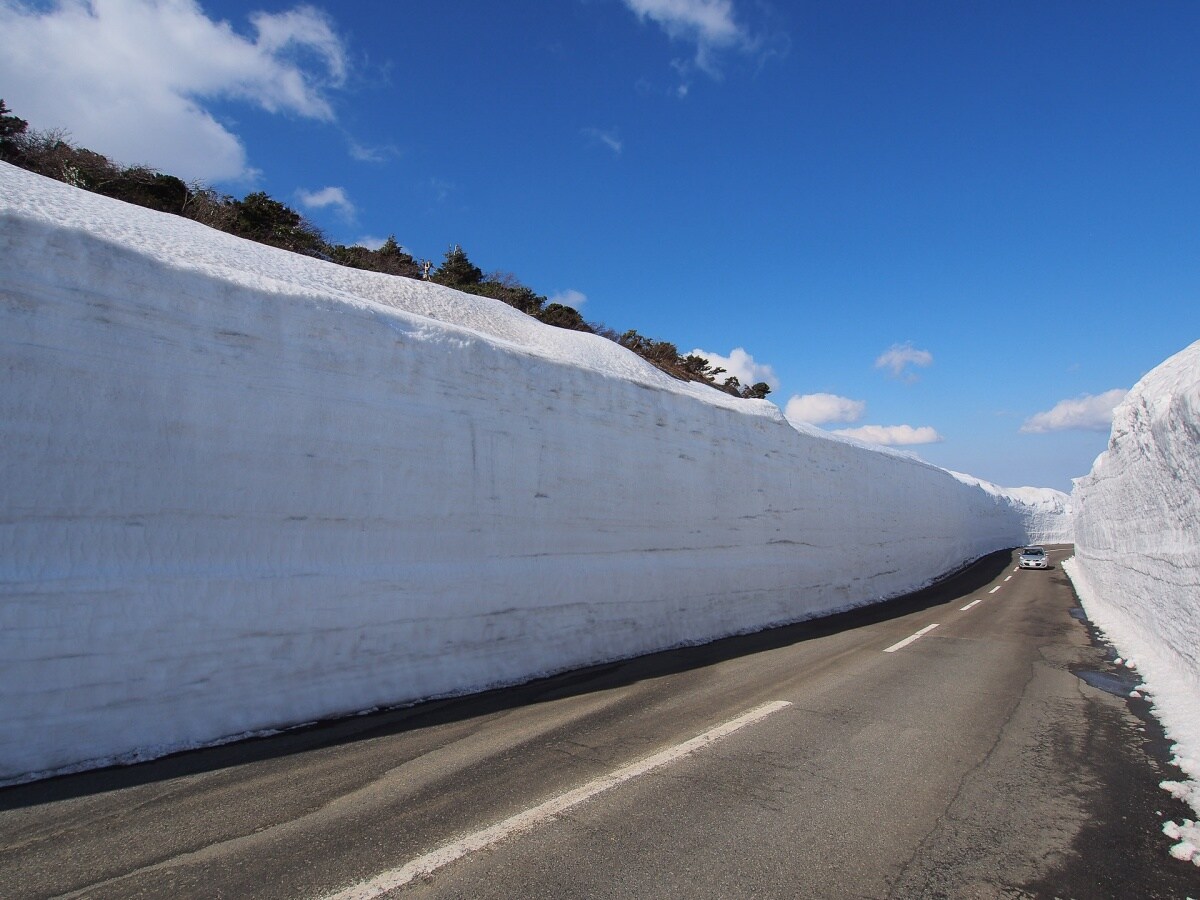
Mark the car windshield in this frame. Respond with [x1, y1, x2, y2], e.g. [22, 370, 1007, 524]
[1023, 548, 1044, 556]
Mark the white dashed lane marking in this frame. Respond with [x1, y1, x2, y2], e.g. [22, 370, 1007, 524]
[320, 700, 794, 900]
[883, 623, 939, 653]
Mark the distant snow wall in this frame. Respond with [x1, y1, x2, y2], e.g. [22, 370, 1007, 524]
[0, 164, 1067, 782]
[1066, 339, 1200, 833]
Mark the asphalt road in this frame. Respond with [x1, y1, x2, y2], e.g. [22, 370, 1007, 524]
[2, 546, 1197, 899]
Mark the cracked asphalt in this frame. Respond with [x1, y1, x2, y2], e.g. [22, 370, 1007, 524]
[2, 546, 1197, 898]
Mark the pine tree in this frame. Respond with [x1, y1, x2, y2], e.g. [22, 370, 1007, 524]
[378, 235, 404, 259]
[537, 303, 593, 332]
[232, 192, 324, 256]
[376, 235, 420, 277]
[742, 382, 772, 399]
[433, 245, 483, 288]
[0, 99, 29, 161]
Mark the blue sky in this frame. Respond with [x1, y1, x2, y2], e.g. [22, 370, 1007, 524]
[2, 0, 1198, 492]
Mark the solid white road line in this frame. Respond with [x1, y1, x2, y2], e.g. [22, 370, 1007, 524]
[961, 598, 984, 611]
[883, 623, 939, 653]
[988, 587, 1001, 594]
[320, 700, 794, 900]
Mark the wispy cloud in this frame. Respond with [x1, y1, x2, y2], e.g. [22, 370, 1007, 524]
[296, 185, 355, 219]
[1020, 389, 1127, 434]
[583, 126, 623, 155]
[690, 346, 778, 389]
[784, 393, 866, 426]
[875, 342, 934, 381]
[0, 0, 349, 183]
[621, 0, 785, 92]
[250, 5, 346, 86]
[623, 0, 745, 74]
[832, 424, 944, 446]
[426, 177, 456, 203]
[347, 137, 396, 163]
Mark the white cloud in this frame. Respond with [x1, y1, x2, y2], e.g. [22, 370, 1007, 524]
[249, 5, 345, 85]
[875, 342, 934, 380]
[583, 127, 623, 155]
[1020, 389, 1127, 434]
[624, 0, 743, 47]
[623, 0, 744, 72]
[784, 393, 866, 426]
[548, 289, 587, 309]
[426, 177, 456, 203]
[622, 0, 757, 83]
[0, 0, 348, 182]
[296, 185, 355, 219]
[832, 424, 944, 446]
[690, 347, 778, 389]
[347, 138, 395, 164]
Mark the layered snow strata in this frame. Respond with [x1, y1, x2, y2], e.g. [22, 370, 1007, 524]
[1066, 338, 1200, 864]
[0, 163, 1068, 781]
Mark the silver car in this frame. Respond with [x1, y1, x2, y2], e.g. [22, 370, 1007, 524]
[1018, 546, 1048, 569]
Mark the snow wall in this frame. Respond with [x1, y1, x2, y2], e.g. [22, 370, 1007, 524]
[0, 163, 1068, 782]
[1065, 339, 1200, 861]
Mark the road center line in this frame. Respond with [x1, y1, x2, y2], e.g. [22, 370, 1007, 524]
[320, 700, 793, 900]
[883, 623, 939, 653]
[961, 598, 984, 611]
[988, 586, 1001, 594]
[1004, 575, 1012, 582]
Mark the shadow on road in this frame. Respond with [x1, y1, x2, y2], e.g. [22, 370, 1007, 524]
[0, 547, 1041, 812]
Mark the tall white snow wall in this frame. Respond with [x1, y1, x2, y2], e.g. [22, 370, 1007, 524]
[1066, 339, 1200, 839]
[0, 163, 1067, 782]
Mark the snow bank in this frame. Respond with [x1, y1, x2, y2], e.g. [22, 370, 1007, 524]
[0, 163, 1068, 782]
[948, 473, 1073, 544]
[1066, 339, 1200, 864]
